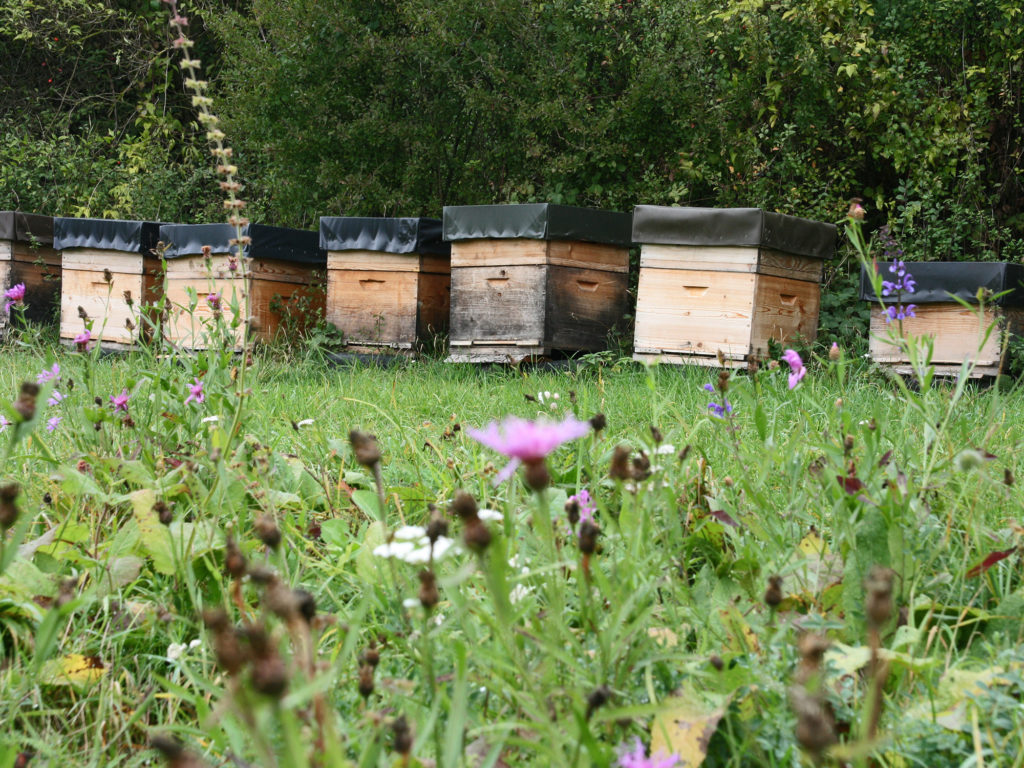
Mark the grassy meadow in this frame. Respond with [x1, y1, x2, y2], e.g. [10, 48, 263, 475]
[1, 331, 1024, 768]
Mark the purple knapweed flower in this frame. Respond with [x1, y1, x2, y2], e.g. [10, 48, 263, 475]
[782, 349, 806, 389]
[73, 329, 91, 351]
[184, 378, 205, 406]
[467, 414, 591, 483]
[110, 388, 130, 412]
[3, 283, 26, 314]
[616, 737, 680, 768]
[206, 293, 221, 311]
[0, 414, 9, 432]
[47, 391, 65, 407]
[567, 489, 596, 525]
[36, 363, 60, 384]
[46, 416, 61, 432]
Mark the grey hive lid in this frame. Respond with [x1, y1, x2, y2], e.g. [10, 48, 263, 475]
[631, 205, 836, 260]
[54, 218, 165, 254]
[859, 261, 1024, 306]
[442, 203, 632, 246]
[319, 217, 449, 256]
[0, 212, 54, 246]
[160, 223, 326, 266]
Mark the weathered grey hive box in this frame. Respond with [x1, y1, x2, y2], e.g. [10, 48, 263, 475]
[55, 218, 164, 346]
[443, 203, 632, 363]
[631, 206, 835, 367]
[159, 223, 326, 348]
[0, 212, 60, 335]
[320, 217, 450, 352]
[860, 261, 1024, 377]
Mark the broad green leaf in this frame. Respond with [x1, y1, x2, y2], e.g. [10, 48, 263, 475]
[352, 489, 382, 521]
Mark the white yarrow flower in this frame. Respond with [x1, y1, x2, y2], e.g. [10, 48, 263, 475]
[477, 508, 503, 522]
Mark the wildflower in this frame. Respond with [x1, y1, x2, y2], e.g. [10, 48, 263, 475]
[184, 377, 204, 405]
[616, 737, 680, 768]
[47, 391, 64, 407]
[467, 414, 591, 484]
[73, 329, 91, 351]
[36, 363, 60, 384]
[884, 304, 917, 322]
[3, 283, 25, 313]
[167, 638, 201, 661]
[373, 526, 456, 564]
[828, 342, 840, 361]
[206, 292, 221, 311]
[782, 349, 806, 389]
[847, 198, 865, 221]
[567, 489, 595, 526]
[46, 415, 61, 432]
[201, 415, 219, 423]
[477, 508, 503, 522]
[101, 389, 128, 413]
[0, 414, 9, 433]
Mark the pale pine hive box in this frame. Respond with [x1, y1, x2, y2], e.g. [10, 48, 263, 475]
[860, 261, 1024, 377]
[55, 218, 164, 347]
[0, 212, 60, 337]
[631, 206, 836, 367]
[443, 204, 632, 363]
[320, 217, 450, 352]
[159, 223, 326, 349]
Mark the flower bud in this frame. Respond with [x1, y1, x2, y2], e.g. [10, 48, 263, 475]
[609, 445, 632, 481]
[449, 490, 478, 521]
[578, 520, 600, 555]
[0, 483, 20, 530]
[224, 535, 247, 578]
[349, 430, 381, 467]
[418, 569, 440, 610]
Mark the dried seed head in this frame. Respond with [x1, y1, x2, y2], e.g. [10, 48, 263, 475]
[649, 425, 663, 444]
[523, 459, 550, 491]
[357, 663, 375, 698]
[391, 715, 413, 756]
[1004, 468, 1014, 486]
[418, 569, 440, 610]
[13, 382, 39, 421]
[578, 520, 600, 555]
[123, 290, 133, 306]
[449, 490, 478, 521]
[631, 453, 651, 481]
[609, 445, 632, 481]
[678, 444, 691, 463]
[764, 575, 784, 608]
[426, 504, 449, 543]
[254, 515, 282, 550]
[77, 305, 89, 320]
[246, 625, 288, 697]
[463, 517, 492, 553]
[865, 565, 895, 629]
[564, 497, 581, 528]
[362, 642, 380, 668]
[149, 734, 203, 767]
[349, 430, 381, 467]
[843, 434, 854, 453]
[589, 413, 606, 432]
[791, 686, 838, 757]
[585, 685, 612, 720]
[224, 535, 247, 578]
[295, 589, 317, 623]
[154, 500, 173, 525]
[717, 369, 730, 392]
[103, 268, 113, 285]
[202, 609, 247, 676]
[0, 483, 20, 530]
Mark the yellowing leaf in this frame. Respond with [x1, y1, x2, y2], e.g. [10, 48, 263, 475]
[719, 607, 759, 653]
[650, 696, 728, 768]
[41, 653, 107, 686]
[797, 531, 827, 556]
[648, 628, 680, 648]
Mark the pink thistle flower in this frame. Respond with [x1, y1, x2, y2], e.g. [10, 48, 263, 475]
[184, 377, 205, 406]
[0, 414, 9, 432]
[616, 738, 680, 768]
[73, 329, 91, 351]
[782, 349, 806, 390]
[467, 414, 591, 484]
[206, 293, 221, 311]
[110, 388, 130, 412]
[3, 282, 26, 313]
[36, 363, 60, 384]
[46, 415, 61, 432]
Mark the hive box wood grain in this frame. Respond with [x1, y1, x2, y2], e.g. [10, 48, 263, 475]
[861, 262, 1024, 377]
[55, 218, 163, 347]
[631, 207, 835, 367]
[443, 204, 632, 363]
[0, 212, 60, 337]
[320, 217, 450, 352]
[159, 223, 326, 349]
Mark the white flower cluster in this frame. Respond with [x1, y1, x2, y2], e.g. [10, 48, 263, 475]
[167, 638, 201, 661]
[537, 391, 560, 410]
[373, 525, 457, 564]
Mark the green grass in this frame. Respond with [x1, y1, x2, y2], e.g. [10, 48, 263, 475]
[2, 338, 1024, 768]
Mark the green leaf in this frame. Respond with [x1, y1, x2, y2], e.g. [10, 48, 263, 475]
[351, 489, 382, 521]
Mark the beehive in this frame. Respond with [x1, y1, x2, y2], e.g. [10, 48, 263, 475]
[158, 223, 326, 348]
[860, 261, 1024, 377]
[54, 218, 163, 347]
[320, 217, 450, 352]
[0, 212, 60, 336]
[631, 206, 835, 367]
[443, 204, 632, 363]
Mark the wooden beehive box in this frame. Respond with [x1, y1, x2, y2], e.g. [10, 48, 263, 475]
[0, 212, 60, 337]
[159, 223, 326, 348]
[860, 261, 1024, 377]
[443, 204, 632, 363]
[631, 206, 835, 367]
[55, 218, 164, 347]
[320, 217, 450, 352]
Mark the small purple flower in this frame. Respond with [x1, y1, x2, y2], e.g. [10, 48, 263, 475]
[0, 414, 9, 432]
[110, 388, 130, 412]
[184, 377, 205, 406]
[707, 400, 732, 419]
[703, 383, 714, 392]
[3, 282, 26, 313]
[36, 363, 60, 384]
[616, 737, 680, 768]
[46, 415, 61, 432]
[467, 415, 591, 483]
[782, 349, 806, 389]
[206, 293, 221, 311]
[47, 391, 65, 407]
[567, 489, 596, 525]
[73, 329, 91, 351]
